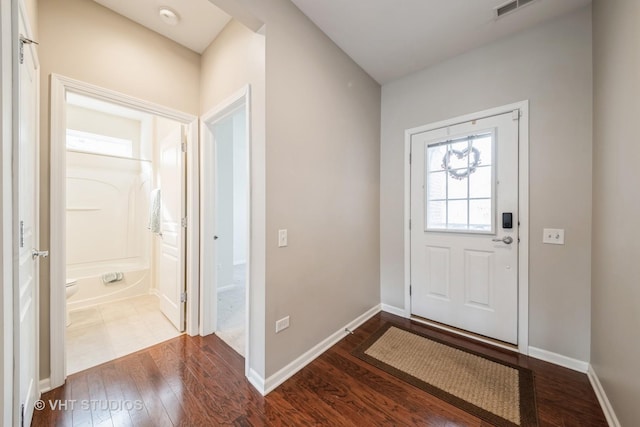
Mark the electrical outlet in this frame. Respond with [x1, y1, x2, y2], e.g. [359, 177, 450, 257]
[275, 316, 290, 333]
[278, 229, 288, 247]
[543, 228, 565, 245]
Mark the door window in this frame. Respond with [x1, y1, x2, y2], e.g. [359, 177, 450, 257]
[425, 131, 495, 233]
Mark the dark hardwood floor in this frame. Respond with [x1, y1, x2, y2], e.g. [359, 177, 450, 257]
[33, 312, 608, 426]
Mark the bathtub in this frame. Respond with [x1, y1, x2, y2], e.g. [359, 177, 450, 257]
[66, 262, 151, 311]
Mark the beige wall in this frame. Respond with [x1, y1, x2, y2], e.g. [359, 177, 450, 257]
[263, 1, 380, 377]
[380, 7, 593, 361]
[37, 0, 200, 378]
[212, 0, 381, 377]
[592, 0, 640, 424]
[265, 13, 381, 375]
[199, 19, 267, 376]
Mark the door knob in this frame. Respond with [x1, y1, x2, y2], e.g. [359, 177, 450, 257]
[492, 236, 513, 244]
[213, 235, 219, 240]
[32, 249, 49, 260]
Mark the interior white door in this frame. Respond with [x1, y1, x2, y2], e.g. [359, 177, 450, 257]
[410, 111, 519, 344]
[17, 8, 40, 426]
[157, 124, 186, 331]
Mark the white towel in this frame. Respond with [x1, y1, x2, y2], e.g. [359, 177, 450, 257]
[148, 188, 161, 234]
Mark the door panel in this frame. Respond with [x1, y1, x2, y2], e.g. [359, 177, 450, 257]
[17, 9, 39, 426]
[411, 111, 519, 344]
[157, 124, 186, 332]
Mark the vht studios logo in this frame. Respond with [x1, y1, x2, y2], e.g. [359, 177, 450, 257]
[34, 399, 144, 411]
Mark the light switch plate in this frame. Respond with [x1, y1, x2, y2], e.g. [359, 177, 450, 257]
[543, 228, 565, 245]
[278, 229, 288, 247]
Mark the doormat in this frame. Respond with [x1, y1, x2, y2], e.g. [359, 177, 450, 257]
[352, 323, 538, 427]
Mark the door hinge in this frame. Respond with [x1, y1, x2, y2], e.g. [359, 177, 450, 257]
[181, 217, 187, 228]
[180, 292, 187, 303]
[20, 403, 25, 427]
[181, 142, 187, 152]
[409, 285, 412, 296]
[19, 36, 38, 65]
[512, 109, 520, 120]
[19, 220, 25, 248]
[409, 219, 411, 230]
[409, 152, 412, 164]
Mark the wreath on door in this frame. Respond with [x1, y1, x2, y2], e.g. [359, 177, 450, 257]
[441, 146, 481, 180]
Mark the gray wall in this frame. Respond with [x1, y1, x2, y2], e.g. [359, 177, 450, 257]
[380, 7, 593, 361]
[213, 0, 382, 377]
[37, 0, 201, 378]
[592, 0, 640, 424]
[199, 18, 267, 378]
[263, 1, 381, 377]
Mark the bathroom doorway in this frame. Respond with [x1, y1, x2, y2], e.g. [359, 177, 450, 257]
[64, 93, 184, 374]
[201, 87, 251, 360]
[48, 76, 200, 387]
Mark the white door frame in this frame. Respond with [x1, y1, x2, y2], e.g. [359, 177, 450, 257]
[13, 0, 40, 423]
[404, 101, 530, 354]
[49, 74, 200, 389]
[200, 85, 251, 375]
[0, 1, 15, 425]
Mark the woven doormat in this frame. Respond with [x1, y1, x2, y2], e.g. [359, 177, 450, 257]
[353, 323, 538, 427]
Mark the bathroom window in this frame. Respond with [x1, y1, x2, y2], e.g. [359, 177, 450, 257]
[66, 129, 134, 158]
[425, 131, 495, 233]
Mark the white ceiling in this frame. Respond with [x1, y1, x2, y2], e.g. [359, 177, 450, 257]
[290, 0, 592, 84]
[93, 0, 232, 53]
[93, 0, 591, 83]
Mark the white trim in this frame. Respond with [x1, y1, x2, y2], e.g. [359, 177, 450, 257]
[49, 75, 199, 389]
[38, 378, 51, 394]
[49, 74, 65, 389]
[185, 119, 200, 337]
[380, 304, 407, 318]
[15, 3, 41, 424]
[257, 304, 382, 396]
[200, 85, 252, 376]
[247, 368, 265, 394]
[517, 101, 530, 353]
[0, 2, 14, 426]
[588, 365, 621, 427]
[528, 346, 589, 373]
[403, 100, 530, 354]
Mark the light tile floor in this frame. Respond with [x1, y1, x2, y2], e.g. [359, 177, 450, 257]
[66, 294, 181, 374]
[216, 263, 246, 356]
[216, 285, 246, 356]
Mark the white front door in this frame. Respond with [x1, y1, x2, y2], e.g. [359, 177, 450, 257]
[157, 124, 186, 331]
[410, 111, 519, 344]
[17, 7, 40, 426]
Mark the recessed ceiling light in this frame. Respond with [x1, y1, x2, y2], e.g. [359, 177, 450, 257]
[159, 7, 180, 26]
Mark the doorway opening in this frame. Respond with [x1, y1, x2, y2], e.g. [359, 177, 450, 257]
[63, 92, 186, 373]
[404, 101, 530, 354]
[49, 75, 200, 388]
[201, 87, 251, 363]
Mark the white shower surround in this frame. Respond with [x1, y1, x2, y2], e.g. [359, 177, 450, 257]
[66, 150, 152, 309]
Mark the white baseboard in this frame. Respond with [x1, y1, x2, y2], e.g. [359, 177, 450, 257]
[588, 365, 620, 427]
[247, 368, 266, 394]
[528, 346, 589, 373]
[39, 378, 51, 394]
[252, 304, 381, 396]
[380, 303, 408, 318]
